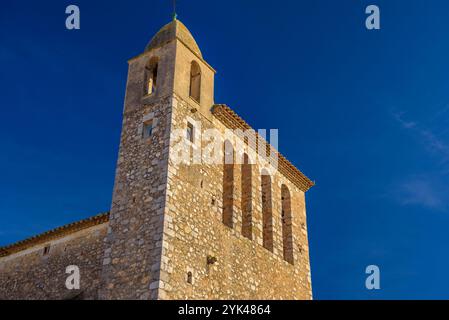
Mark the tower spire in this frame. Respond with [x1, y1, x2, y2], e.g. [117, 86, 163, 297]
[172, 0, 177, 21]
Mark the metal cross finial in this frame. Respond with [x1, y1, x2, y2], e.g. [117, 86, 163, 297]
[172, 0, 178, 21]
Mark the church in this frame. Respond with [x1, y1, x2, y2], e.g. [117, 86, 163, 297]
[0, 18, 314, 300]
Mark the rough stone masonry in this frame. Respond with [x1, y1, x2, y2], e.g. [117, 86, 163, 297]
[0, 19, 314, 300]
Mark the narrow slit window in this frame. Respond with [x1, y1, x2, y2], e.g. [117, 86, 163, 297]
[186, 122, 195, 143]
[43, 245, 51, 256]
[143, 120, 154, 139]
[187, 272, 193, 284]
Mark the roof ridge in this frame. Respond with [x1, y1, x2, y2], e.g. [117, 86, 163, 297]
[212, 104, 314, 192]
[0, 212, 110, 258]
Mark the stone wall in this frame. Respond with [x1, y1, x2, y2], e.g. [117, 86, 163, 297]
[157, 94, 312, 300]
[0, 223, 107, 300]
[98, 46, 174, 299]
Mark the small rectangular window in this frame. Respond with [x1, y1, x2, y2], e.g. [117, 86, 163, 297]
[187, 271, 193, 284]
[186, 122, 194, 143]
[43, 245, 51, 256]
[143, 120, 154, 139]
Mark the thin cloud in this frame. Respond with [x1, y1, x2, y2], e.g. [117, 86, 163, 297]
[393, 175, 446, 211]
[392, 110, 449, 168]
[390, 109, 449, 210]
[392, 111, 417, 129]
[421, 130, 449, 165]
[429, 102, 449, 122]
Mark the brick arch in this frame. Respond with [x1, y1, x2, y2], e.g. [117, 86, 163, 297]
[241, 153, 252, 239]
[281, 184, 294, 264]
[261, 170, 273, 251]
[222, 139, 234, 228]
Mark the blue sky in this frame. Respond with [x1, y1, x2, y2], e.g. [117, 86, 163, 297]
[1, 0, 449, 299]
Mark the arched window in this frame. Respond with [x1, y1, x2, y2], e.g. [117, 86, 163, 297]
[144, 57, 159, 95]
[189, 61, 201, 103]
[281, 184, 294, 264]
[241, 153, 252, 240]
[223, 140, 234, 228]
[261, 170, 273, 251]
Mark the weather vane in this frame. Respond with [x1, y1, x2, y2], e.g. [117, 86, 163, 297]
[172, 0, 178, 21]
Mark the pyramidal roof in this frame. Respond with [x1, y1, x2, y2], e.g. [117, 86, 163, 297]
[145, 19, 202, 58]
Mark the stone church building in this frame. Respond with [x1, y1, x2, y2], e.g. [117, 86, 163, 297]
[0, 19, 314, 300]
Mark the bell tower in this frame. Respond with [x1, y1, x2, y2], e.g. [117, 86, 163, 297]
[122, 18, 215, 117]
[99, 19, 214, 300]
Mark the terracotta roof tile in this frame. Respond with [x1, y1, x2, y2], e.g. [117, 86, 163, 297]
[212, 104, 314, 192]
[0, 212, 110, 258]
